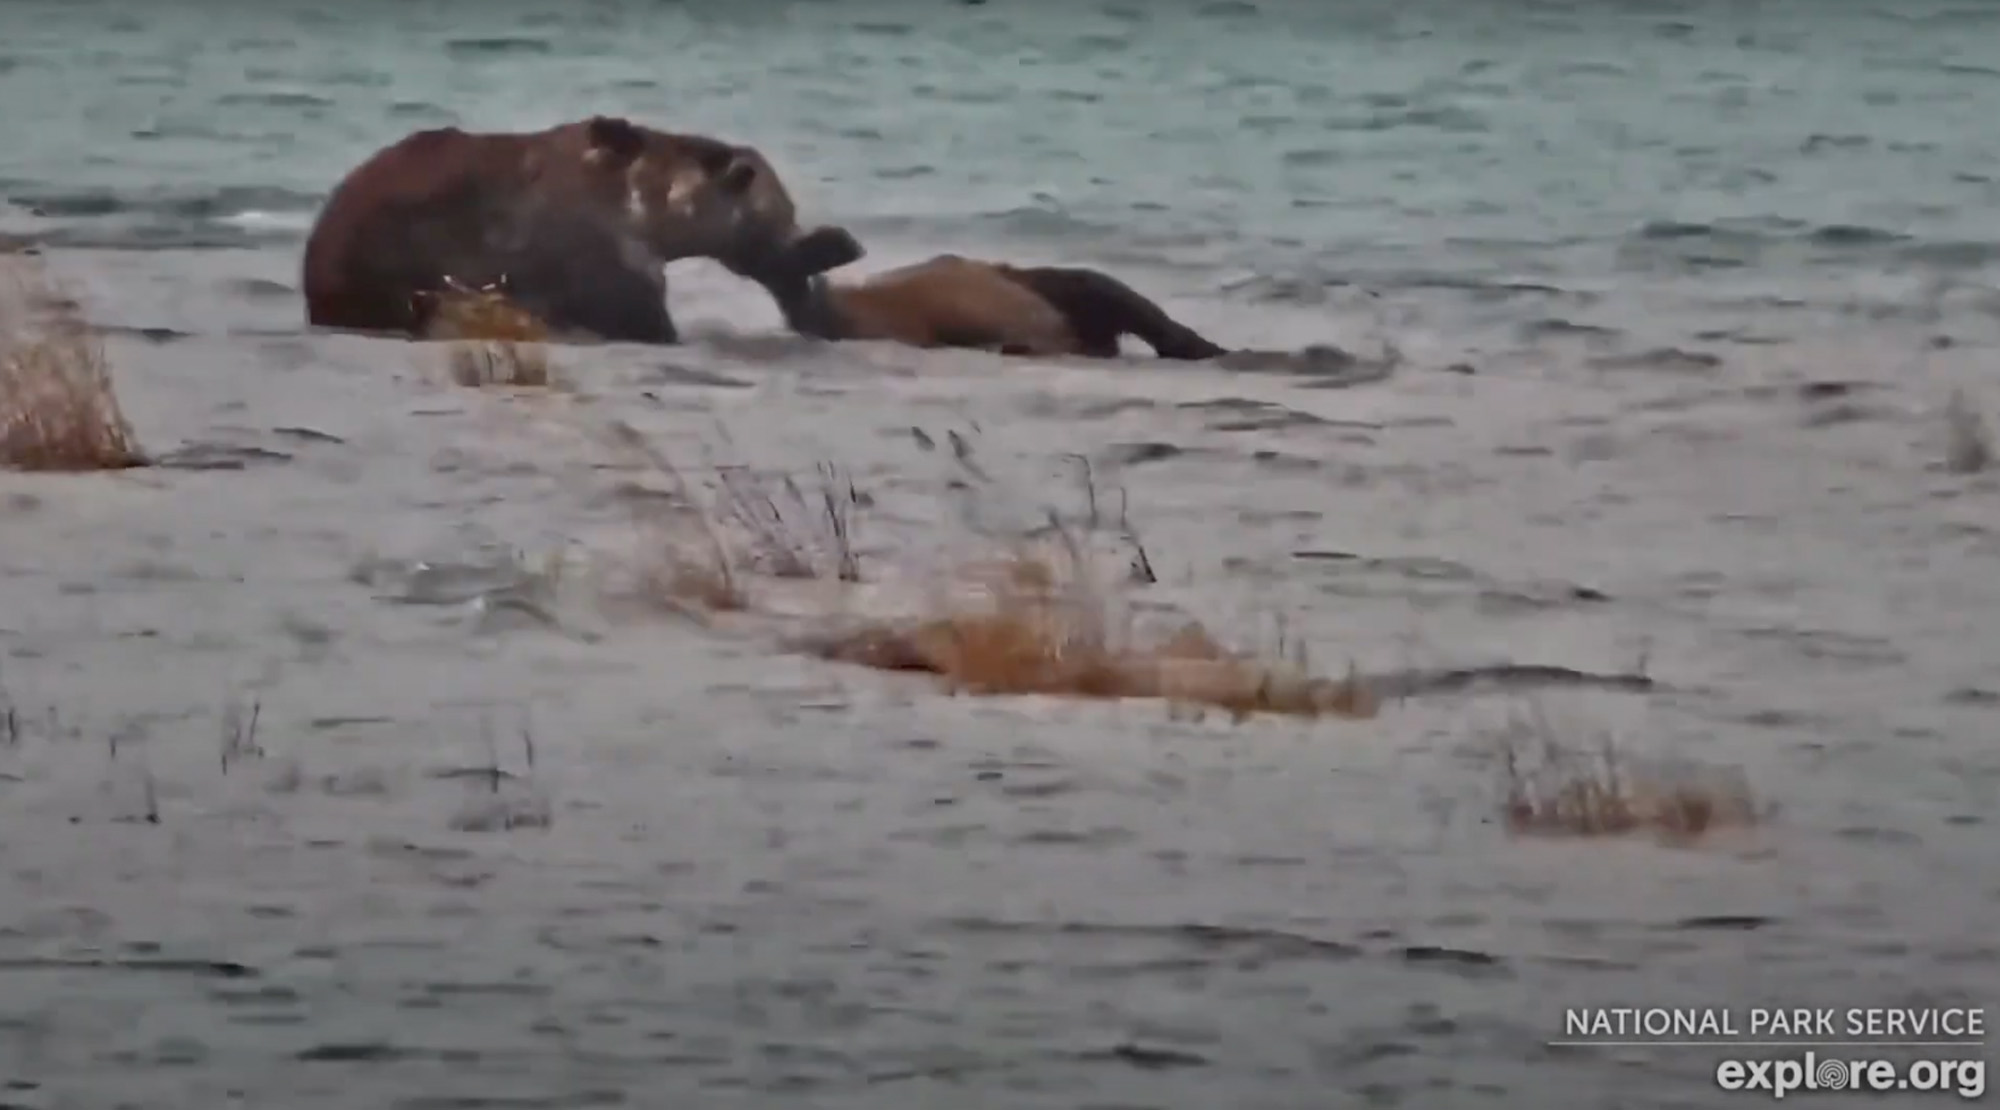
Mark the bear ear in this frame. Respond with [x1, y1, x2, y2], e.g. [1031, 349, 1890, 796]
[787, 225, 865, 275]
[719, 154, 759, 194]
[675, 140, 759, 193]
[583, 116, 645, 167]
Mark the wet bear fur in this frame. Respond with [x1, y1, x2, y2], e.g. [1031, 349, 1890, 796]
[301, 116, 861, 344]
[756, 247, 1229, 360]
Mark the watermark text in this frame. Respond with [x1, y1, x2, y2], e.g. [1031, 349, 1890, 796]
[1563, 1007, 1985, 1043]
[1716, 1053, 1984, 1100]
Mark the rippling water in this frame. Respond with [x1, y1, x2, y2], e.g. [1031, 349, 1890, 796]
[2, 1, 1999, 1107]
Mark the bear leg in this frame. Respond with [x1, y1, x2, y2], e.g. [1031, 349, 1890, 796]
[997, 265, 1228, 361]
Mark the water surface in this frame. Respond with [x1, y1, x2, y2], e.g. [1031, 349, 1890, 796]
[2, 1, 1998, 1107]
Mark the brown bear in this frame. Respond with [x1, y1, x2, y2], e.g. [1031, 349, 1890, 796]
[301, 116, 864, 344]
[747, 241, 1231, 360]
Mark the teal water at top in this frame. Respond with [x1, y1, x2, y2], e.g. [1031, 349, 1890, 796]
[4, 0, 1998, 320]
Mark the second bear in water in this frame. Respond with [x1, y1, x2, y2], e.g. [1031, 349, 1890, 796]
[758, 234, 1229, 360]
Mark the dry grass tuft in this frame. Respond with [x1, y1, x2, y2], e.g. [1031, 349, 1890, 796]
[709, 461, 866, 583]
[0, 257, 147, 471]
[798, 545, 1377, 721]
[634, 515, 749, 617]
[419, 277, 554, 389]
[1494, 705, 1761, 842]
[598, 421, 863, 618]
[592, 421, 1368, 721]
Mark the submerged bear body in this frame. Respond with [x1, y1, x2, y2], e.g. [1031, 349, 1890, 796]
[756, 246, 1229, 360]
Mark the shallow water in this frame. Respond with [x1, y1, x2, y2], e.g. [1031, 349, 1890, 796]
[3, 2, 2000, 1107]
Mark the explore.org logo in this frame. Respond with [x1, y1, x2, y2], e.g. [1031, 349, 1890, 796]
[1714, 1054, 1984, 1100]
